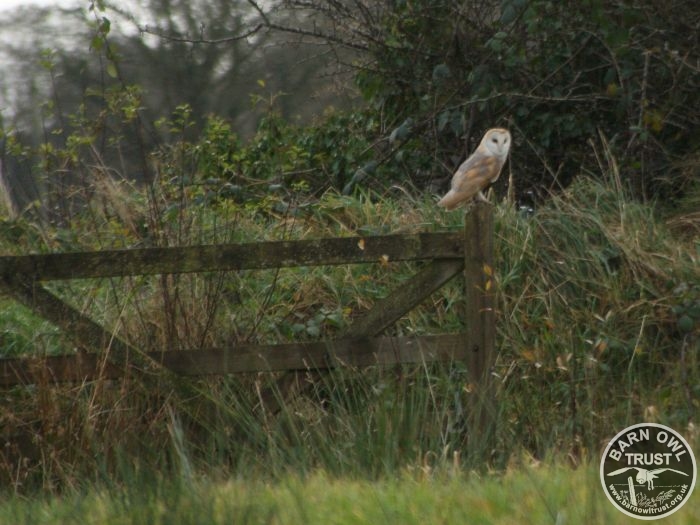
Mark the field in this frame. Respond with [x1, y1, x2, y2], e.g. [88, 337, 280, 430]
[0, 171, 698, 522]
[3, 464, 700, 524]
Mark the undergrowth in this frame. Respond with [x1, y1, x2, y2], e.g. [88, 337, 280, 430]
[0, 172, 698, 495]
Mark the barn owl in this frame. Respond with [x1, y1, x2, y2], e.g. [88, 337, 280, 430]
[438, 128, 511, 210]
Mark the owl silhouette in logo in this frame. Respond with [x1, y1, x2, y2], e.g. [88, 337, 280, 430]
[438, 128, 511, 210]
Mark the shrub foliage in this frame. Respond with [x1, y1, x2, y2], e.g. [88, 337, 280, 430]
[260, 0, 700, 198]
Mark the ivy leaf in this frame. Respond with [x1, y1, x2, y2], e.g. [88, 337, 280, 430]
[389, 118, 413, 143]
[432, 63, 451, 84]
[500, 5, 517, 24]
[342, 161, 377, 195]
[437, 111, 451, 132]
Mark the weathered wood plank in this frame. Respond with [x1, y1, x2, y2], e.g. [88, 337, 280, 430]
[0, 232, 463, 281]
[0, 352, 121, 386]
[462, 202, 496, 442]
[347, 259, 464, 337]
[463, 202, 496, 382]
[165, 334, 464, 373]
[0, 276, 160, 374]
[257, 258, 465, 413]
[0, 335, 466, 386]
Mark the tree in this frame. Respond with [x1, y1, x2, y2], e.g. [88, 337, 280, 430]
[0, 0, 345, 218]
[246, 0, 700, 200]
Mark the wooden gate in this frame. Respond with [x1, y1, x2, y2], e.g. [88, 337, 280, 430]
[0, 203, 496, 418]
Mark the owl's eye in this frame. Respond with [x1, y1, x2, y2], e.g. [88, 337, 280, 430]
[492, 138, 498, 143]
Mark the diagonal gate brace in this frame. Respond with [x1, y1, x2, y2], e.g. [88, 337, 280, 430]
[0, 275, 167, 382]
[257, 258, 464, 414]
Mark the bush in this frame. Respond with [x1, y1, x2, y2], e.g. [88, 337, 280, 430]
[270, 0, 700, 199]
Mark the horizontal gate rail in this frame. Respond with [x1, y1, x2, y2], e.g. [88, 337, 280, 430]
[0, 201, 495, 430]
[0, 232, 463, 281]
[0, 334, 466, 386]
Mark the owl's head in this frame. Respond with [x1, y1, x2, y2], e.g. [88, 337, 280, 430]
[479, 128, 511, 158]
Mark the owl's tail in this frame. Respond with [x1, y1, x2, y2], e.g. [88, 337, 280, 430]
[438, 189, 473, 210]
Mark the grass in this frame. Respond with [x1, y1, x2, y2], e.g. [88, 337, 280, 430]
[2, 462, 699, 524]
[0, 170, 698, 520]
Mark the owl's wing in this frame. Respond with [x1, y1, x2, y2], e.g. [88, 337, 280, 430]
[438, 153, 503, 210]
[649, 468, 688, 476]
[606, 467, 637, 476]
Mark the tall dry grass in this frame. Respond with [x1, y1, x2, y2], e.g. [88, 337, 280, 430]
[0, 169, 697, 493]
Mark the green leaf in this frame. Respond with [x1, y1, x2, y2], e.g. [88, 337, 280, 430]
[432, 63, 451, 83]
[677, 314, 694, 333]
[389, 118, 413, 143]
[306, 324, 321, 337]
[106, 62, 118, 78]
[500, 5, 517, 24]
[99, 17, 111, 35]
[437, 111, 450, 132]
[90, 35, 104, 51]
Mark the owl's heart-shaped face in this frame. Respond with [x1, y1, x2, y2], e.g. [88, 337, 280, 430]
[480, 128, 511, 158]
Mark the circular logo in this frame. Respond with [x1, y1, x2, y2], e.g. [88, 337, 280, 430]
[600, 423, 696, 520]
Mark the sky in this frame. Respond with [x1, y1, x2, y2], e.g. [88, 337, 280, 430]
[0, 0, 88, 118]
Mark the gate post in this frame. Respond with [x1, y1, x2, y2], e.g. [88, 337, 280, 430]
[463, 202, 496, 447]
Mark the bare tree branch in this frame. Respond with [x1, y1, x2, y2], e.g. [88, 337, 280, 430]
[140, 23, 264, 45]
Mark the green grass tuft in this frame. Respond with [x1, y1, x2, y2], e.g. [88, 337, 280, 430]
[3, 463, 699, 524]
